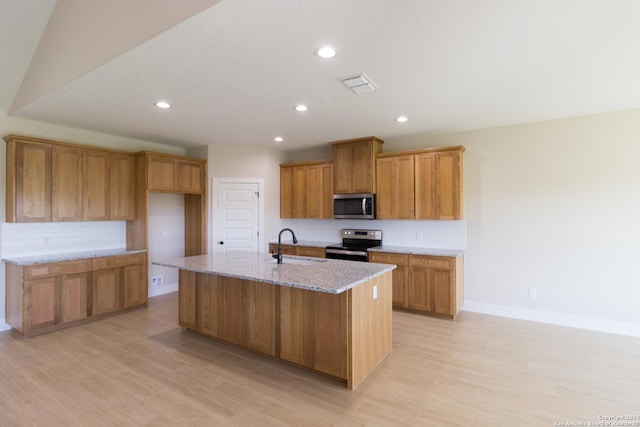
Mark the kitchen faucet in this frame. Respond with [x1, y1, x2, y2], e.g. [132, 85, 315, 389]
[274, 228, 298, 264]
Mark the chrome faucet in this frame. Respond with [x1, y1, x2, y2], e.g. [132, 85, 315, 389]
[274, 228, 298, 264]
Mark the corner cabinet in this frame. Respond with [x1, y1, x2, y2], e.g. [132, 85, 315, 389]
[280, 160, 333, 219]
[332, 136, 383, 194]
[369, 251, 464, 319]
[376, 146, 464, 220]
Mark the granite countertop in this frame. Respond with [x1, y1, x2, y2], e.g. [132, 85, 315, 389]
[268, 240, 336, 248]
[368, 245, 464, 257]
[154, 252, 395, 294]
[3, 248, 147, 266]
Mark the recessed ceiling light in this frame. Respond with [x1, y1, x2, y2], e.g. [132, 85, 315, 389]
[315, 46, 336, 59]
[396, 116, 408, 123]
[155, 101, 171, 109]
[294, 104, 308, 112]
[274, 137, 284, 143]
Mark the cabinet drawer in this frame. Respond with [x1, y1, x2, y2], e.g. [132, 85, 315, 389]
[24, 259, 92, 280]
[410, 255, 454, 270]
[93, 253, 145, 270]
[369, 252, 408, 266]
[296, 247, 325, 258]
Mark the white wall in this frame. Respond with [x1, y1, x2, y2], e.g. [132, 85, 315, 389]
[383, 109, 640, 336]
[147, 193, 184, 297]
[0, 114, 188, 330]
[207, 144, 288, 252]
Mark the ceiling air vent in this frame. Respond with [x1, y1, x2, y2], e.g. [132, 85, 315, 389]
[338, 73, 378, 94]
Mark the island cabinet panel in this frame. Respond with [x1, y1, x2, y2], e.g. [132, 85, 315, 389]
[249, 282, 277, 356]
[179, 270, 197, 329]
[52, 146, 83, 222]
[83, 150, 110, 221]
[220, 277, 250, 347]
[314, 292, 349, 379]
[278, 287, 310, 367]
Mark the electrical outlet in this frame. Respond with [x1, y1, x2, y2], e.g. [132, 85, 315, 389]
[372, 285, 378, 300]
[528, 288, 537, 299]
[152, 276, 163, 287]
[416, 232, 423, 240]
[162, 230, 168, 238]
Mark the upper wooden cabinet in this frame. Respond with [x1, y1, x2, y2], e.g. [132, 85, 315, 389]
[376, 146, 464, 220]
[332, 136, 383, 194]
[147, 154, 205, 194]
[280, 160, 332, 219]
[4, 135, 137, 223]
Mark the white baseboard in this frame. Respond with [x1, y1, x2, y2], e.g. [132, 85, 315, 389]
[149, 282, 179, 298]
[462, 300, 640, 338]
[0, 319, 11, 332]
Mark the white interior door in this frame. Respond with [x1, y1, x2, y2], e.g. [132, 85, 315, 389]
[213, 181, 261, 253]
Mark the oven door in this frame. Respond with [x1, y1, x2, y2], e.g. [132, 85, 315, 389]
[325, 248, 368, 262]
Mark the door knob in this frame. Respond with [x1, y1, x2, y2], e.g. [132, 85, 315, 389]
[218, 241, 224, 245]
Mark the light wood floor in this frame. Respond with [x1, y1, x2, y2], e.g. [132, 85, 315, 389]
[1, 293, 639, 426]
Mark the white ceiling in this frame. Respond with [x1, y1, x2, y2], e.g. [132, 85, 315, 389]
[4, 0, 640, 150]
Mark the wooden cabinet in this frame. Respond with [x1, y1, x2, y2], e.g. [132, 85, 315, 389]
[369, 251, 463, 319]
[280, 160, 332, 219]
[4, 135, 137, 223]
[376, 155, 415, 219]
[369, 252, 409, 307]
[110, 154, 136, 220]
[332, 136, 383, 194]
[376, 146, 464, 220]
[147, 154, 205, 194]
[268, 243, 325, 258]
[92, 253, 146, 316]
[83, 150, 110, 221]
[5, 259, 92, 336]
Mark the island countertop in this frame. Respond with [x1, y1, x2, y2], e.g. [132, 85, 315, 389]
[154, 252, 395, 294]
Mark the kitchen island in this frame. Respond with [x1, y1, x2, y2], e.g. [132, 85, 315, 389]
[154, 252, 395, 389]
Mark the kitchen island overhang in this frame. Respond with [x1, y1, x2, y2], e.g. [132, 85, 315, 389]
[154, 252, 396, 389]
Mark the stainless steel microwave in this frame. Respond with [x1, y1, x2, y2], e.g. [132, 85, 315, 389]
[333, 193, 375, 219]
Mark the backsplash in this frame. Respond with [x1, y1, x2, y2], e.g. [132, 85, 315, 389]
[280, 219, 467, 249]
[1, 221, 127, 258]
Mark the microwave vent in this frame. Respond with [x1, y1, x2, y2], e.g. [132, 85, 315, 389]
[338, 73, 378, 94]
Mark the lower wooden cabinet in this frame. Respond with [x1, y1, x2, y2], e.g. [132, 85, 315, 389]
[369, 251, 464, 319]
[5, 252, 146, 336]
[268, 244, 325, 258]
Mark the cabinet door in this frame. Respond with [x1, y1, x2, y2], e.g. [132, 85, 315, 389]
[60, 272, 90, 322]
[14, 142, 51, 222]
[25, 277, 60, 331]
[415, 153, 436, 220]
[369, 252, 409, 307]
[376, 155, 415, 219]
[408, 267, 431, 312]
[52, 146, 83, 222]
[121, 264, 145, 309]
[92, 268, 120, 315]
[280, 166, 293, 218]
[197, 272, 221, 337]
[351, 141, 375, 193]
[279, 287, 311, 367]
[307, 162, 333, 219]
[296, 246, 325, 258]
[148, 156, 177, 191]
[177, 161, 203, 193]
[83, 151, 110, 221]
[436, 150, 462, 220]
[292, 165, 307, 218]
[333, 143, 353, 194]
[110, 154, 135, 220]
[432, 269, 453, 315]
[249, 282, 276, 356]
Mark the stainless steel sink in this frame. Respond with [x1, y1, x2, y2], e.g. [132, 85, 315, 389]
[265, 256, 327, 266]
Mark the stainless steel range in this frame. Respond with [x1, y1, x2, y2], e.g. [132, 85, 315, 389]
[325, 229, 382, 262]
